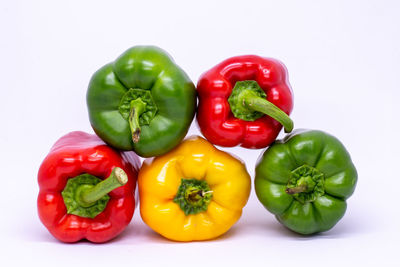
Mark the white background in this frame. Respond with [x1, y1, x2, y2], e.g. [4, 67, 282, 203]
[1, 0, 399, 266]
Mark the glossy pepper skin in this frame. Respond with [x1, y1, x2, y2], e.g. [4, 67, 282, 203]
[37, 131, 140, 243]
[255, 130, 357, 234]
[197, 55, 293, 148]
[139, 136, 251, 241]
[87, 46, 196, 157]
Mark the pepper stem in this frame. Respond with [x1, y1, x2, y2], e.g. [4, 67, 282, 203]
[228, 81, 293, 132]
[129, 98, 147, 143]
[187, 189, 213, 203]
[173, 179, 213, 215]
[78, 167, 128, 206]
[244, 95, 293, 133]
[285, 185, 307, 194]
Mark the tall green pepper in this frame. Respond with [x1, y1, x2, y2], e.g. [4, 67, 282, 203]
[255, 130, 357, 234]
[87, 46, 196, 157]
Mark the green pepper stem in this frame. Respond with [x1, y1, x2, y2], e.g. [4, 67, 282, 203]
[129, 98, 147, 143]
[244, 95, 293, 133]
[285, 185, 307, 194]
[79, 167, 128, 206]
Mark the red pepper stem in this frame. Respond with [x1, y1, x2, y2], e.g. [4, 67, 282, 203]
[244, 95, 293, 133]
[79, 167, 128, 206]
[129, 98, 147, 143]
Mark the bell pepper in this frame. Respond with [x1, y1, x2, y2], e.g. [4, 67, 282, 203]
[196, 55, 294, 148]
[37, 131, 140, 243]
[255, 130, 357, 234]
[87, 45, 196, 157]
[138, 136, 251, 241]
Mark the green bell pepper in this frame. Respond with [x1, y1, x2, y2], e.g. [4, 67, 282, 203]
[255, 129, 357, 234]
[87, 46, 196, 157]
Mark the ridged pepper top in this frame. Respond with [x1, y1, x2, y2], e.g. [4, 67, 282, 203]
[196, 55, 293, 148]
[87, 46, 196, 157]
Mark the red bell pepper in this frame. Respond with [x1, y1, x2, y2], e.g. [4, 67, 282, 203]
[196, 55, 294, 148]
[37, 131, 140, 243]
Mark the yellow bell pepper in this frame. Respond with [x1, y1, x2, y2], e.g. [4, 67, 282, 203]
[138, 136, 251, 241]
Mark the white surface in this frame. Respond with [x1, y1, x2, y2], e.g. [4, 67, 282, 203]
[1, 0, 399, 266]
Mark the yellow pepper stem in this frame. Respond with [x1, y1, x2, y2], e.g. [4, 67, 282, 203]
[173, 178, 213, 215]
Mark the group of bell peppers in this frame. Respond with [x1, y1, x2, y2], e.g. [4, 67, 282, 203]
[38, 46, 357, 243]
